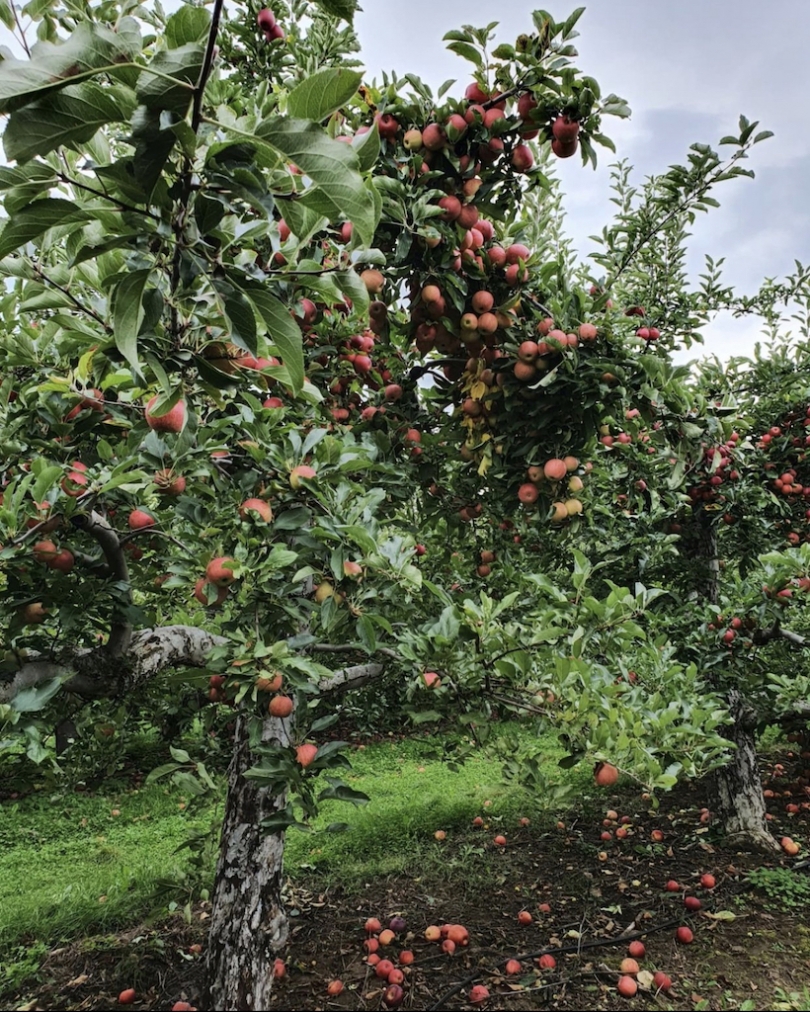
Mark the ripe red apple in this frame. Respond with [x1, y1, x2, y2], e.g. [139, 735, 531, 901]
[700, 873, 716, 889]
[511, 144, 534, 172]
[537, 953, 556, 970]
[383, 984, 404, 1008]
[493, 834, 507, 847]
[517, 910, 533, 925]
[620, 957, 639, 975]
[33, 539, 58, 563]
[375, 112, 399, 140]
[171, 1003, 196, 1011]
[326, 980, 344, 996]
[289, 464, 317, 489]
[505, 958, 522, 974]
[193, 578, 228, 607]
[365, 916, 381, 933]
[118, 990, 136, 1005]
[145, 395, 186, 433]
[617, 975, 638, 998]
[675, 925, 693, 944]
[414, 544, 426, 556]
[653, 971, 672, 991]
[422, 671, 441, 689]
[684, 895, 701, 911]
[295, 743, 318, 767]
[438, 195, 462, 221]
[594, 762, 619, 786]
[422, 123, 446, 151]
[552, 115, 580, 143]
[551, 137, 578, 158]
[468, 985, 490, 1006]
[399, 949, 414, 964]
[517, 92, 537, 119]
[128, 509, 155, 530]
[465, 81, 489, 103]
[61, 470, 88, 497]
[627, 940, 645, 958]
[206, 556, 236, 586]
[665, 879, 680, 893]
[49, 549, 75, 573]
[239, 498, 272, 522]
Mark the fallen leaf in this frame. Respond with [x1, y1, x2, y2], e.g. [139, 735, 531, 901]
[67, 974, 90, 987]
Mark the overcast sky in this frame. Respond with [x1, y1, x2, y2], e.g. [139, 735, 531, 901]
[356, 0, 810, 364]
[1, 1, 807, 363]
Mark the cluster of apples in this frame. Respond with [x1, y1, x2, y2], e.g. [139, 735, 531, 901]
[686, 433, 742, 507]
[357, 915, 413, 1008]
[256, 7, 284, 42]
[517, 455, 585, 518]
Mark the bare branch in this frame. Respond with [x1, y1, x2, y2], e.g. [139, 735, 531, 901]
[71, 510, 132, 656]
[319, 662, 384, 694]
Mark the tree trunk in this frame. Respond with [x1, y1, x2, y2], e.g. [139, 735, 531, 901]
[690, 512, 777, 849]
[711, 689, 779, 850]
[204, 712, 291, 1010]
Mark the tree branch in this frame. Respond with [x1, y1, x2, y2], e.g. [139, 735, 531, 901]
[311, 643, 399, 661]
[70, 510, 132, 657]
[319, 662, 384, 694]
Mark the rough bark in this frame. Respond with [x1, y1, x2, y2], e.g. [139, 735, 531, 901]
[710, 689, 779, 850]
[204, 712, 291, 1012]
[205, 661, 385, 1010]
[692, 512, 777, 848]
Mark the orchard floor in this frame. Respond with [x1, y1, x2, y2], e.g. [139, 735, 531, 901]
[6, 773, 810, 1012]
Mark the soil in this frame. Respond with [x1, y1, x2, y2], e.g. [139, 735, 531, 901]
[6, 763, 810, 1011]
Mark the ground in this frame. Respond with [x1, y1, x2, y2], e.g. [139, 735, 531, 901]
[2, 731, 810, 1011]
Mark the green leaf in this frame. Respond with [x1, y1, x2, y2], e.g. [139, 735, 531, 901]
[0, 198, 92, 259]
[352, 121, 380, 174]
[241, 285, 304, 393]
[287, 68, 362, 122]
[165, 6, 212, 48]
[136, 43, 204, 115]
[256, 117, 380, 245]
[223, 292, 258, 355]
[446, 41, 484, 68]
[311, 0, 356, 18]
[0, 20, 142, 113]
[145, 762, 182, 783]
[111, 269, 150, 374]
[317, 782, 370, 805]
[10, 678, 62, 712]
[0, 0, 14, 29]
[169, 745, 192, 763]
[4, 81, 135, 163]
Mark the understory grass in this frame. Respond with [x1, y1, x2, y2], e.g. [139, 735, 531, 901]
[0, 723, 585, 979]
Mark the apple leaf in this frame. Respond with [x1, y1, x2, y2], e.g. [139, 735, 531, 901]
[165, 5, 211, 48]
[241, 284, 305, 393]
[222, 291, 258, 356]
[10, 678, 62, 713]
[136, 43, 205, 114]
[0, 198, 92, 259]
[4, 82, 135, 163]
[256, 117, 380, 245]
[311, 0, 357, 20]
[0, 19, 142, 113]
[287, 68, 362, 122]
[111, 269, 150, 374]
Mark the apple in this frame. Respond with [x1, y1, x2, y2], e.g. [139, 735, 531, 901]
[594, 762, 619, 786]
[552, 115, 580, 144]
[537, 953, 556, 970]
[118, 990, 136, 1005]
[206, 556, 237, 587]
[700, 873, 716, 889]
[273, 958, 286, 978]
[653, 971, 672, 991]
[468, 985, 490, 1006]
[422, 123, 446, 151]
[49, 549, 75, 573]
[617, 975, 638, 998]
[128, 509, 155, 530]
[551, 137, 578, 158]
[511, 144, 534, 173]
[383, 984, 404, 1008]
[664, 880, 680, 893]
[257, 8, 275, 33]
[20, 602, 48, 625]
[517, 910, 533, 925]
[399, 949, 414, 964]
[627, 940, 645, 959]
[365, 917, 381, 933]
[33, 539, 58, 563]
[295, 743, 318, 767]
[422, 671, 441, 689]
[403, 128, 423, 150]
[155, 469, 186, 496]
[493, 834, 507, 847]
[675, 925, 693, 944]
[326, 980, 344, 996]
[620, 958, 639, 975]
[684, 895, 701, 911]
[434, 830, 446, 841]
[375, 112, 399, 140]
[269, 695, 294, 718]
[360, 269, 385, 294]
[61, 470, 88, 497]
[239, 498, 272, 522]
[289, 464, 317, 489]
[145, 395, 186, 433]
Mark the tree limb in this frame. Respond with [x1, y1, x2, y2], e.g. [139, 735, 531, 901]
[71, 510, 132, 656]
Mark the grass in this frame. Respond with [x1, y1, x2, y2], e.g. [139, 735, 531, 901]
[0, 723, 585, 972]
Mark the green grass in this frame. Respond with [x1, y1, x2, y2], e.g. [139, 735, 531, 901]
[0, 724, 585, 972]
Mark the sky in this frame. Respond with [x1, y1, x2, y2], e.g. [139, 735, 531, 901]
[1, 1, 807, 363]
[355, 0, 810, 364]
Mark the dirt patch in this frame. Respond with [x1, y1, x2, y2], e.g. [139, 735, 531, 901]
[6, 760, 810, 1011]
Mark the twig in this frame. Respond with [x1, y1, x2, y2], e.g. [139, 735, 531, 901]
[56, 173, 161, 221]
[32, 263, 111, 332]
